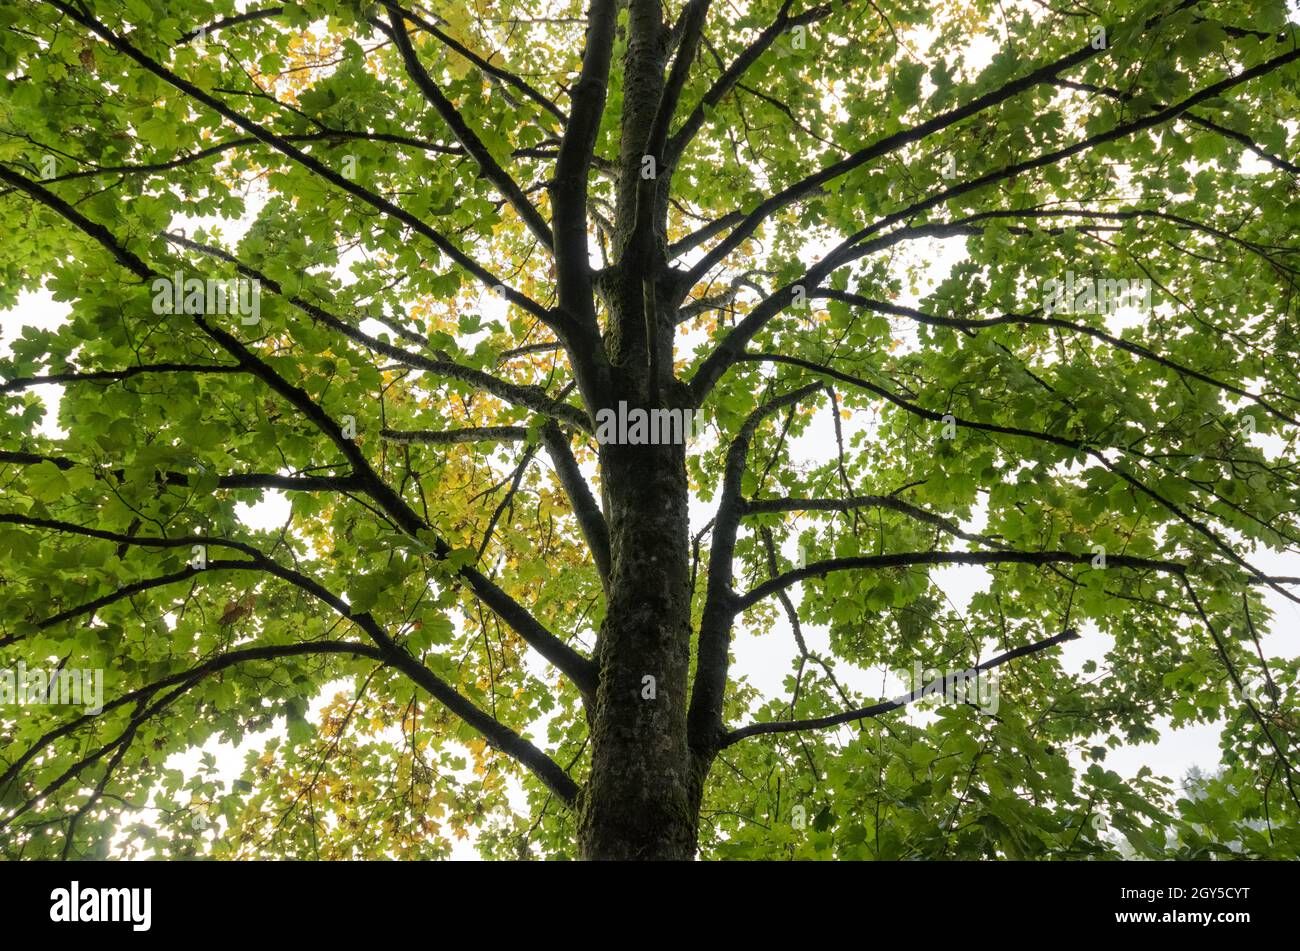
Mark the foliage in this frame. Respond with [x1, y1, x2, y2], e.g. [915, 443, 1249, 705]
[1, 0, 1298, 859]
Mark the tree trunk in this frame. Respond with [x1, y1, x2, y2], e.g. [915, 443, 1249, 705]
[578, 434, 699, 859]
[576, 2, 702, 850]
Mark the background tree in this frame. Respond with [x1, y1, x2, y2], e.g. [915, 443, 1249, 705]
[1, 0, 1298, 860]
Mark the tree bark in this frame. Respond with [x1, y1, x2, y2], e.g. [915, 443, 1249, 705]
[574, 0, 706, 859]
[578, 432, 699, 859]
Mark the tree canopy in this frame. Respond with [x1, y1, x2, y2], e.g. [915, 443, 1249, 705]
[1, 0, 1298, 859]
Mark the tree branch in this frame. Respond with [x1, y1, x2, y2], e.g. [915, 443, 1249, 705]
[736, 549, 1185, 613]
[0, 164, 597, 694]
[42, 0, 563, 335]
[380, 425, 528, 444]
[722, 628, 1081, 746]
[744, 493, 1003, 550]
[689, 41, 1300, 401]
[1052, 77, 1300, 176]
[162, 232, 592, 431]
[176, 6, 285, 45]
[0, 362, 243, 393]
[0, 449, 364, 492]
[550, 0, 617, 354]
[540, 421, 611, 584]
[0, 643, 379, 828]
[687, 381, 823, 752]
[378, 1, 567, 124]
[0, 516, 582, 804]
[1, 560, 271, 649]
[677, 21, 1122, 289]
[382, 8, 555, 251]
[736, 351, 1300, 605]
[817, 288, 1300, 429]
[664, 0, 835, 166]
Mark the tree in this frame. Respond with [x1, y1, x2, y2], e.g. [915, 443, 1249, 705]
[1, 0, 1298, 861]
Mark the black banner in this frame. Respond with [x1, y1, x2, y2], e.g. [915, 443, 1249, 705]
[0, 859, 1281, 938]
